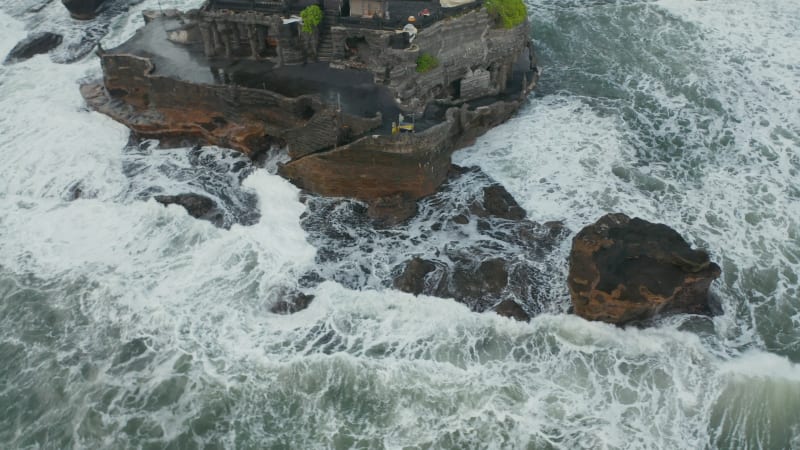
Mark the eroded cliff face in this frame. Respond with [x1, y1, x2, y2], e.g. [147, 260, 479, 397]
[331, 9, 535, 111]
[568, 213, 721, 325]
[279, 100, 523, 205]
[85, 54, 380, 155]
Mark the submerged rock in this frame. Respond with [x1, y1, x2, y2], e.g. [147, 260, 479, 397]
[394, 257, 438, 296]
[62, 0, 107, 19]
[270, 292, 315, 314]
[154, 193, 223, 226]
[451, 257, 509, 301]
[493, 299, 530, 322]
[568, 213, 721, 325]
[4, 32, 63, 64]
[471, 184, 526, 220]
[393, 255, 513, 306]
[367, 193, 418, 227]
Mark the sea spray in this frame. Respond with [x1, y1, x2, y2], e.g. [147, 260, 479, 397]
[1, 0, 799, 448]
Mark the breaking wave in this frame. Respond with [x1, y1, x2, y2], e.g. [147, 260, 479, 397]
[1, 0, 799, 448]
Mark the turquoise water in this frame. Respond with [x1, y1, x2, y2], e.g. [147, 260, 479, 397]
[1, 0, 799, 448]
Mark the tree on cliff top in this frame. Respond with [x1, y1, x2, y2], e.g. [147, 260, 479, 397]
[485, 0, 527, 29]
[301, 5, 323, 34]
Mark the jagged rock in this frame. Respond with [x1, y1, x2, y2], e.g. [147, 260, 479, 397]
[394, 256, 510, 304]
[367, 193, 418, 227]
[394, 257, 438, 295]
[452, 214, 469, 225]
[470, 184, 526, 220]
[4, 32, 63, 64]
[493, 299, 529, 322]
[62, 0, 107, 19]
[451, 257, 509, 300]
[270, 292, 315, 314]
[568, 213, 721, 325]
[154, 193, 223, 226]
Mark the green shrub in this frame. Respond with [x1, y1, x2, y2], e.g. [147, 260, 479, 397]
[300, 5, 323, 34]
[416, 53, 439, 73]
[485, 0, 527, 29]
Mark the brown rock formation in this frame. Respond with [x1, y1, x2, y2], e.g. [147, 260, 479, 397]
[568, 213, 721, 325]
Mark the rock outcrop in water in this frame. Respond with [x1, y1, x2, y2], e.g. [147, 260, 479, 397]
[384, 168, 566, 318]
[4, 32, 63, 64]
[154, 193, 224, 227]
[62, 0, 107, 19]
[568, 213, 721, 325]
[83, 1, 537, 221]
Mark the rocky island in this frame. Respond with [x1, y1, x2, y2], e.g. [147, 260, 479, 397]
[75, 0, 721, 326]
[82, 0, 538, 221]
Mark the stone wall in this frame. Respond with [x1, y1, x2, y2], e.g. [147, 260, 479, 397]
[279, 98, 523, 202]
[328, 9, 533, 112]
[196, 9, 318, 65]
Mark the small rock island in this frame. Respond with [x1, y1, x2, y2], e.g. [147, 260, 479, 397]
[83, 0, 538, 220]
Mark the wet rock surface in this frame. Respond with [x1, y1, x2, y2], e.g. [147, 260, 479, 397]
[447, 257, 509, 301]
[5, 0, 146, 63]
[154, 193, 222, 224]
[270, 292, 315, 314]
[471, 185, 527, 220]
[301, 165, 570, 316]
[4, 32, 63, 64]
[568, 213, 721, 325]
[393, 257, 438, 295]
[62, 0, 108, 20]
[367, 193, 418, 227]
[122, 142, 261, 229]
[493, 299, 530, 322]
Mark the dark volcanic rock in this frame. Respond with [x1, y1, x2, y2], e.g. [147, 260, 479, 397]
[394, 257, 438, 295]
[451, 257, 509, 300]
[367, 193, 418, 227]
[493, 299, 530, 322]
[470, 184, 526, 220]
[62, 0, 107, 19]
[154, 193, 223, 226]
[270, 292, 315, 314]
[568, 213, 721, 325]
[4, 32, 63, 64]
[308, 165, 571, 317]
[394, 256, 512, 306]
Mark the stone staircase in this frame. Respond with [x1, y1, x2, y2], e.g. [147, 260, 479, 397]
[316, 8, 339, 61]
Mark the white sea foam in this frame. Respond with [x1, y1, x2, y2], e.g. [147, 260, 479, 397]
[1, 0, 800, 448]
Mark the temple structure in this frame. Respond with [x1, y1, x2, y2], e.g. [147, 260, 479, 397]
[83, 0, 538, 222]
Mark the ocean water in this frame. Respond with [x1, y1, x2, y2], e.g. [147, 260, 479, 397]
[1, 0, 799, 448]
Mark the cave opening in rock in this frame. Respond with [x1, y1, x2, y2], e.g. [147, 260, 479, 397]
[449, 79, 462, 99]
